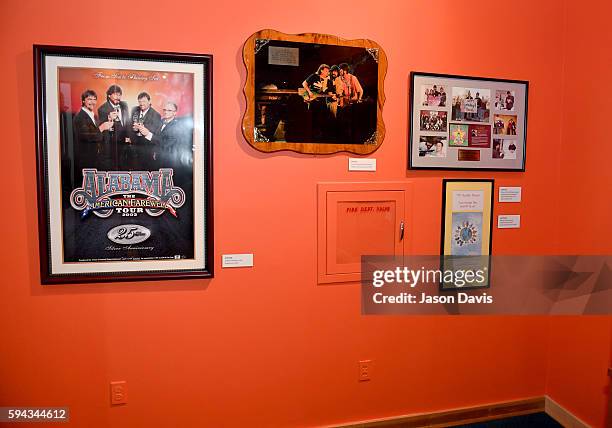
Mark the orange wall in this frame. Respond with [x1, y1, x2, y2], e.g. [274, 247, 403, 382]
[0, 0, 608, 427]
[545, 2, 612, 427]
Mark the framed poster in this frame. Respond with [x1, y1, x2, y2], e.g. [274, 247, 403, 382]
[440, 179, 494, 290]
[34, 45, 213, 284]
[242, 29, 387, 155]
[409, 72, 528, 171]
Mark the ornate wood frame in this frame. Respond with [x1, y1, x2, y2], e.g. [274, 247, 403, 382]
[242, 29, 387, 155]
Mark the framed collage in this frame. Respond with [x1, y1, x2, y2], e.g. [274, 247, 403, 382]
[409, 72, 528, 171]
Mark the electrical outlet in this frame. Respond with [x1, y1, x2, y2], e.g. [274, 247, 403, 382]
[110, 381, 127, 405]
[358, 360, 372, 381]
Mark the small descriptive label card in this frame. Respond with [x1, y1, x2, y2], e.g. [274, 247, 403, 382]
[222, 254, 254, 268]
[268, 46, 299, 66]
[498, 215, 521, 229]
[348, 158, 377, 172]
[499, 187, 522, 203]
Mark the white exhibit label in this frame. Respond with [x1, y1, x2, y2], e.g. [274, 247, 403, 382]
[452, 191, 484, 211]
[222, 254, 254, 268]
[348, 158, 377, 172]
[268, 46, 299, 66]
[499, 187, 522, 203]
[498, 215, 521, 229]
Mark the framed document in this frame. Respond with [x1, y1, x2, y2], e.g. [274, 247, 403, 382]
[34, 45, 213, 283]
[410, 72, 528, 171]
[440, 179, 494, 290]
[242, 29, 387, 155]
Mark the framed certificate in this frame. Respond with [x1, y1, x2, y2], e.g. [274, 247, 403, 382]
[34, 45, 213, 283]
[440, 179, 494, 290]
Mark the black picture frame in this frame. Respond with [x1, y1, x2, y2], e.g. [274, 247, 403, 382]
[409, 72, 528, 171]
[440, 179, 494, 291]
[34, 45, 213, 284]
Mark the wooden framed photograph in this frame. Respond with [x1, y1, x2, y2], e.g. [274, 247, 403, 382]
[242, 29, 387, 155]
[440, 179, 494, 290]
[34, 45, 213, 284]
[410, 72, 528, 171]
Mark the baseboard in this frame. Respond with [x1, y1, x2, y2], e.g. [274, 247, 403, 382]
[329, 395, 593, 428]
[328, 397, 545, 427]
[545, 396, 590, 428]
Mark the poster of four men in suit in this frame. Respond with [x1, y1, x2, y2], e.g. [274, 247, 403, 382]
[59, 67, 196, 263]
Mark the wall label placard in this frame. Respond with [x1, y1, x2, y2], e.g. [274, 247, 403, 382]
[498, 215, 521, 229]
[222, 254, 254, 268]
[499, 187, 522, 202]
[348, 158, 377, 171]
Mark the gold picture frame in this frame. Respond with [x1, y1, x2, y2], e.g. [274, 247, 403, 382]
[440, 179, 494, 290]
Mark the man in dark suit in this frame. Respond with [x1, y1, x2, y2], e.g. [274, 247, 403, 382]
[130, 92, 162, 144]
[505, 91, 515, 111]
[136, 101, 192, 173]
[97, 84, 130, 169]
[72, 89, 114, 177]
[136, 102, 194, 248]
[126, 91, 162, 170]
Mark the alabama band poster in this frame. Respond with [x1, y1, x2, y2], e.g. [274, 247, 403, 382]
[34, 46, 213, 283]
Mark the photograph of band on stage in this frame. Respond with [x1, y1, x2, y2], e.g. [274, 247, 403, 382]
[254, 40, 379, 145]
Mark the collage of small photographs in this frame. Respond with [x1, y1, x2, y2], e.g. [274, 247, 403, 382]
[417, 83, 520, 162]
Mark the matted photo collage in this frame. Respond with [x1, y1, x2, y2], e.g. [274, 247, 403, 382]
[410, 73, 527, 170]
